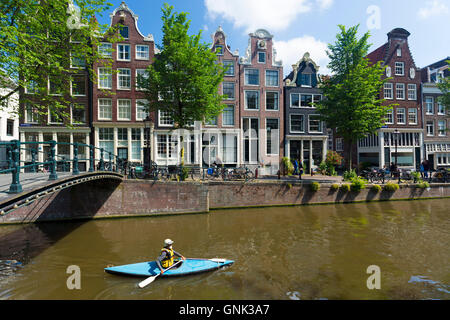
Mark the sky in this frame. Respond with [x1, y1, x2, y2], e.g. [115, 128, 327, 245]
[95, 0, 450, 76]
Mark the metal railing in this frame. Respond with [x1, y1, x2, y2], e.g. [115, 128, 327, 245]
[0, 140, 126, 194]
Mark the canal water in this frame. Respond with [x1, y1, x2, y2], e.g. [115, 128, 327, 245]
[0, 199, 449, 300]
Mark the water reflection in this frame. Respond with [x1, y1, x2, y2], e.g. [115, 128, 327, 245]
[0, 199, 448, 300]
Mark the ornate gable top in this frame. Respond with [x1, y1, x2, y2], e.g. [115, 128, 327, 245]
[250, 29, 273, 39]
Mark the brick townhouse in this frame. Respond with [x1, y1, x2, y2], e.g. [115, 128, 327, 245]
[92, 2, 156, 165]
[363, 28, 423, 170]
[239, 29, 284, 174]
[421, 57, 450, 169]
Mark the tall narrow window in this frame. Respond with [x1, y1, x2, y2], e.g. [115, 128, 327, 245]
[266, 92, 279, 110]
[223, 60, 235, 76]
[408, 108, 417, 125]
[290, 114, 304, 132]
[223, 82, 235, 100]
[245, 91, 259, 110]
[98, 98, 112, 120]
[117, 68, 131, 90]
[117, 44, 130, 61]
[265, 70, 279, 86]
[395, 62, 404, 76]
[396, 83, 405, 100]
[396, 108, 405, 124]
[117, 99, 131, 120]
[222, 105, 234, 126]
[407, 84, 416, 100]
[384, 83, 393, 99]
[425, 97, 434, 114]
[266, 119, 279, 155]
[98, 68, 112, 89]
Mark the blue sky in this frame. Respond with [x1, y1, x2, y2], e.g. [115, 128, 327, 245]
[96, 0, 450, 75]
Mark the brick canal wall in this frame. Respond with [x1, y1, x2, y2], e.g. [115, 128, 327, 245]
[207, 181, 450, 209]
[0, 180, 449, 224]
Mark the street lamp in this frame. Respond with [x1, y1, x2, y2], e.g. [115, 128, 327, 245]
[143, 115, 154, 172]
[393, 129, 401, 183]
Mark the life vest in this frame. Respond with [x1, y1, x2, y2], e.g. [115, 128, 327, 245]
[160, 247, 174, 268]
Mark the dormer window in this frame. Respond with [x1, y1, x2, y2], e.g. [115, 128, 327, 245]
[397, 48, 402, 57]
[301, 73, 312, 87]
[258, 52, 266, 63]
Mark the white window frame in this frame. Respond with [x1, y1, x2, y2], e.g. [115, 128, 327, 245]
[385, 109, 394, 124]
[438, 120, 446, 136]
[215, 45, 224, 55]
[244, 68, 259, 86]
[384, 83, 393, 99]
[98, 98, 112, 120]
[407, 84, 417, 100]
[290, 93, 300, 108]
[71, 103, 86, 125]
[426, 121, 434, 136]
[265, 69, 279, 87]
[98, 68, 112, 89]
[244, 90, 260, 110]
[266, 118, 279, 155]
[265, 91, 279, 111]
[257, 51, 266, 64]
[438, 102, 445, 115]
[222, 82, 235, 100]
[117, 68, 131, 90]
[117, 44, 131, 61]
[396, 108, 406, 124]
[25, 103, 38, 124]
[158, 110, 174, 127]
[300, 94, 314, 108]
[425, 97, 434, 115]
[117, 99, 131, 121]
[136, 99, 149, 121]
[396, 83, 405, 100]
[289, 114, 305, 133]
[222, 105, 235, 126]
[136, 69, 148, 91]
[308, 114, 322, 133]
[136, 45, 150, 60]
[408, 108, 417, 125]
[397, 48, 402, 57]
[395, 62, 404, 76]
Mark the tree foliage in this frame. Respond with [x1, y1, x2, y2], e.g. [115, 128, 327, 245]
[0, 0, 119, 122]
[316, 25, 394, 169]
[138, 3, 225, 129]
[437, 60, 450, 111]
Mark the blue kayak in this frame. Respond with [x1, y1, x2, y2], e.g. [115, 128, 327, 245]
[104, 258, 234, 277]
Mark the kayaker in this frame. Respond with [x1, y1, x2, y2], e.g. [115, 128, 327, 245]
[156, 239, 185, 274]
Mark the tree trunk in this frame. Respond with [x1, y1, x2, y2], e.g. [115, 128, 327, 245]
[347, 139, 353, 171]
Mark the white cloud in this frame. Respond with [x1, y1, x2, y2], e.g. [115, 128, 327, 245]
[418, 0, 449, 19]
[204, 0, 312, 33]
[274, 36, 330, 76]
[316, 0, 333, 10]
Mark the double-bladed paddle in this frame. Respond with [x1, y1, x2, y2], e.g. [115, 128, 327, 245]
[138, 259, 183, 288]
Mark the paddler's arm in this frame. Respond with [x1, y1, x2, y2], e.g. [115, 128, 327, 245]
[173, 250, 186, 260]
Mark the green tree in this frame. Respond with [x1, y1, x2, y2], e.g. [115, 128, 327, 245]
[437, 60, 450, 111]
[138, 3, 225, 164]
[316, 25, 393, 170]
[0, 0, 119, 122]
